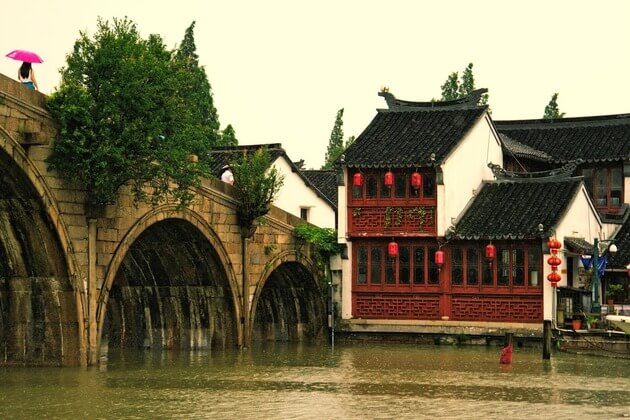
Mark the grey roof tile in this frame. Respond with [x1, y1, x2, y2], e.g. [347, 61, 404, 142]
[494, 114, 630, 163]
[452, 178, 583, 240]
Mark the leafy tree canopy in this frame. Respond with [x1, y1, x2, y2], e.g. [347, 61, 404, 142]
[439, 63, 489, 106]
[231, 147, 284, 236]
[221, 124, 238, 146]
[47, 17, 214, 207]
[543, 93, 565, 119]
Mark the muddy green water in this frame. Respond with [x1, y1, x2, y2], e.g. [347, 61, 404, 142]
[1, 343, 628, 419]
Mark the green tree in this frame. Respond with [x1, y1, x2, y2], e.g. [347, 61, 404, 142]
[440, 72, 460, 101]
[440, 63, 488, 106]
[173, 21, 222, 155]
[231, 147, 284, 237]
[47, 17, 211, 207]
[543, 93, 565, 119]
[322, 108, 348, 169]
[221, 124, 238, 146]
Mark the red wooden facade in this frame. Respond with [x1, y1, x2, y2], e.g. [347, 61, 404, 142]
[347, 169, 544, 324]
[348, 170, 437, 236]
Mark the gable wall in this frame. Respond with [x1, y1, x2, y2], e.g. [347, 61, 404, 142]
[272, 157, 335, 228]
[440, 115, 502, 235]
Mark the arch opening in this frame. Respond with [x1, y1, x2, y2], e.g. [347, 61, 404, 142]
[0, 150, 79, 365]
[104, 219, 237, 353]
[253, 261, 326, 343]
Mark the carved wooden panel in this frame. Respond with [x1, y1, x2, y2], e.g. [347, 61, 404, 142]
[451, 296, 542, 322]
[353, 293, 440, 319]
[349, 205, 436, 236]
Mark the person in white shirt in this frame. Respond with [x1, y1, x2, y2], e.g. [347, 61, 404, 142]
[220, 165, 234, 185]
[18, 62, 38, 90]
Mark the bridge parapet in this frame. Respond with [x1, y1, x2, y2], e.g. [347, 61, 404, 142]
[0, 73, 53, 145]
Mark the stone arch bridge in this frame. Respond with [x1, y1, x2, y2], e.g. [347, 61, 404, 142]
[0, 74, 326, 366]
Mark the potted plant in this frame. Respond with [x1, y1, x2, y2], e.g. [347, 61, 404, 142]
[585, 314, 599, 330]
[606, 283, 624, 305]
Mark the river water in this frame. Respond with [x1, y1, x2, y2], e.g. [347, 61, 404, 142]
[1, 343, 628, 419]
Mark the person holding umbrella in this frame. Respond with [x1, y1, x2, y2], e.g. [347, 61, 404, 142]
[18, 62, 38, 90]
[5, 49, 43, 91]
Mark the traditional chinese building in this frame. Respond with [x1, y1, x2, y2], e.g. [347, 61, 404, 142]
[336, 90, 604, 336]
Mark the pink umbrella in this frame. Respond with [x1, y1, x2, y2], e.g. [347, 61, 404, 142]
[5, 49, 44, 63]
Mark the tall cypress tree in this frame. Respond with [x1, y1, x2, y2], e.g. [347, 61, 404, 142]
[322, 108, 345, 169]
[174, 22, 221, 155]
[543, 93, 565, 119]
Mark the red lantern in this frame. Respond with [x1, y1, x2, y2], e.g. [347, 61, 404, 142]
[411, 172, 422, 189]
[384, 170, 394, 187]
[388, 241, 399, 257]
[547, 255, 562, 267]
[353, 173, 363, 187]
[547, 271, 561, 286]
[547, 238, 561, 252]
[626, 264, 630, 277]
[434, 250, 445, 267]
[485, 243, 496, 260]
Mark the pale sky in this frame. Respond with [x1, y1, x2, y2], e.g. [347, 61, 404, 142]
[2, 1, 629, 169]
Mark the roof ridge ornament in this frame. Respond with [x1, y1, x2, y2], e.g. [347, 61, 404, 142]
[487, 161, 580, 182]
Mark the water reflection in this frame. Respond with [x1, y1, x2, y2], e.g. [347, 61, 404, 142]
[1, 343, 629, 419]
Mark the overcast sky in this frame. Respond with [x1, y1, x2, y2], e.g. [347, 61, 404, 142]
[2, 1, 629, 168]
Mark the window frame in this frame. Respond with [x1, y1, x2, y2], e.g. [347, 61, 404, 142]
[582, 165, 623, 213]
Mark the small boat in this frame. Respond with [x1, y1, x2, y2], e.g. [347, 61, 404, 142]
[606, 315, 630, 334]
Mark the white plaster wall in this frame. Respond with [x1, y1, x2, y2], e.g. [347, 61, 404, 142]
[544, 185, 602, 321]
[337, 168, 352, 319]
[440, 114, 502, 235]
[271, 157, 336, 228]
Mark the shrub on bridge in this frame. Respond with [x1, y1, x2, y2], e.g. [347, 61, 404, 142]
[231, 147, 283, 237]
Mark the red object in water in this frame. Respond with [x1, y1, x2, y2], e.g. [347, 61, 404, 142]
[353, 172, 363, 187]
[500, 344, 513, 364]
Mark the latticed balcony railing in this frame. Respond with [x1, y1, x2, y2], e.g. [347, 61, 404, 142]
[348, 204, 436, 236]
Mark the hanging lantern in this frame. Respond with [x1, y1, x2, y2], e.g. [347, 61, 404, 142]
[411, 172, 422, 189]
[485, 243, 496, 260]
[547, 255, 562, 268]
[547, 238, 561, 253]
[434, 250, 445, 267]
[388, 241, 399, 257]
[384, 170, 394, 187]
[353, 172, 364, 187]
[547, 271, 561, 287]
[626, 264, 630, 277]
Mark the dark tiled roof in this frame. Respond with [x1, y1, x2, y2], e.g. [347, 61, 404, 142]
[209, 143, 285, 176]
[608, 219, 630, 269]
[494, 114, 630, 164]
[564, 237, 593, 254]
[451, 178, 583, 240]
[343, 107, 486, 168]
[302, 170, 338, 208]
[209, 143, 336, 211]
[499, 133, 550, 162]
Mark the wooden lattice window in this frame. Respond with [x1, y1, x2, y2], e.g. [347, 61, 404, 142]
[583, 165, 623, 213]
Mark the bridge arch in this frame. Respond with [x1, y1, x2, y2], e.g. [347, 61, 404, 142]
[251, 250, 326, 344]
[0, 126, 84, 365]
[97, 206, 241, 354]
